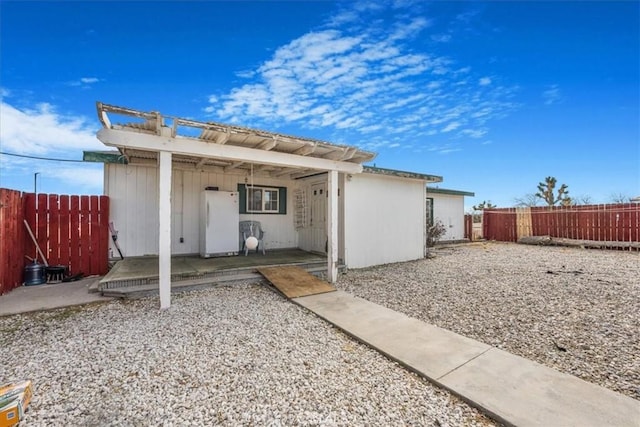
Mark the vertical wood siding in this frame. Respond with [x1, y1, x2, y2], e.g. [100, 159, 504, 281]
[105, 164, 297, 257]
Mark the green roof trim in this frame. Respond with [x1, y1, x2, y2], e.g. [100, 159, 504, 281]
[363, 166, 442, 183]
[83, 150, 128, 164]
[426, 187, 475, 197]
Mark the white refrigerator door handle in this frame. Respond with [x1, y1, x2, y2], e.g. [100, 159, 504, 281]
[207, 202, 210, 227]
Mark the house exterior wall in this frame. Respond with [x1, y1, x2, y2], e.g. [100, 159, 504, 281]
[343, 173, 426, 268]
[428, 192, 466, 241]
[104, 164, 297, 257]
[104, 164, 430, 266]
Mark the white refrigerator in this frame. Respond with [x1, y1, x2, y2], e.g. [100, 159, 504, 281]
[200, 190, 239, 257]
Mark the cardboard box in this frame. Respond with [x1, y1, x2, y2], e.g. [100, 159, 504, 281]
[0, 381, 32, 427]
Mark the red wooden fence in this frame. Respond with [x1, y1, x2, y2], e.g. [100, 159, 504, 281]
[0, 189, 110, 295]
[0, 189, 26, 295]
[483, 203, 640, 246]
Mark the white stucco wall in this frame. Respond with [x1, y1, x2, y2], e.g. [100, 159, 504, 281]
[428, 192, 466, 241]
[343, 173, 426, 268]
[105, 164, 297, 257]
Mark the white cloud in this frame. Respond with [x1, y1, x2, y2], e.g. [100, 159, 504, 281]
[0, 101, 106, 194]
[52, 165, 104, 190]
[460, 128, 487, 138]
[439, 147, 461, 154]
[0, 87, 11, 98]
[389, 17, 431, 41]
[327, 10, 359, 27]
[542, 84, 562, 105]
[456, 9, 480, 25]
[235, 70, 255, 79]
[68, 77, 101, 87]
[205, 2, 518, 151]
[358, 124, 383, 133]
[442, 121, 461, 133]
[428, 143, 462, 154]
[431, 34, 451, 43]
[0, 101, 103, 155]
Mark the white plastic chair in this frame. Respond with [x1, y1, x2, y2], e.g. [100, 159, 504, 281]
[239, 220, 266, 255]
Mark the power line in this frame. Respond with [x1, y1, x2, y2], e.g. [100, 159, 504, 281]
[0, 151, 85, 163]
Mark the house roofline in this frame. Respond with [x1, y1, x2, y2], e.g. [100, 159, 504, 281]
[83, 150, 127, 163]
[426, 187, 475, 197]
[85, 151, 446, 185]
[363, 166, 442, 183]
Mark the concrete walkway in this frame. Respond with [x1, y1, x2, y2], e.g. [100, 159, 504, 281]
[0, 278, 113, 317]
[294, 291, 640, 427]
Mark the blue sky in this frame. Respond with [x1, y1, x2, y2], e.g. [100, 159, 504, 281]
[1, 1, 638, 209]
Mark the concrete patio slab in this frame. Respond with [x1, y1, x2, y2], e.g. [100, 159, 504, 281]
[294, 291, 640, 427]
[0, 278, 113, 317]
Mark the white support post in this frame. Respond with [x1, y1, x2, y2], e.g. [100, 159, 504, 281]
[327, 170, 339, 283]
[423, 182, 428, 258]
[159, 151, 172, 309]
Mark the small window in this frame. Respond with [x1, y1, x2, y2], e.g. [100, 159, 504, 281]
[247, 187, 279, 213]
[238, 184, 287, 215]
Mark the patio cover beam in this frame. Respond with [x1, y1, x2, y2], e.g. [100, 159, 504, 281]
[327, 170, 338, 283]
[97, 128, 363, 174]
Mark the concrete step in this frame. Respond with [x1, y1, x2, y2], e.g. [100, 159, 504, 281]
[99, 261, 329, 291]
[102, 273, 262, 299]
[102, 265, 333, 299]
[87, 278, 101, 294]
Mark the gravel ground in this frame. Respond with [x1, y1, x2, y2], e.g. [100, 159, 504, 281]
[337, 242, 640, 400]
[0, 284, 495, 426]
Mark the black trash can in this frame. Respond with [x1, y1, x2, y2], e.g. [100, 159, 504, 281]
[24, 261, 46, 286]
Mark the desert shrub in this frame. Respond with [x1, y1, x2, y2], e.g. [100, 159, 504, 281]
[426, 219, 447, 248]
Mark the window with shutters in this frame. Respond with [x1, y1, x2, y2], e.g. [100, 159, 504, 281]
[238, 184, 287, 215]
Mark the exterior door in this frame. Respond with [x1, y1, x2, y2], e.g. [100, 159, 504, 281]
[309, 182, 327, 253]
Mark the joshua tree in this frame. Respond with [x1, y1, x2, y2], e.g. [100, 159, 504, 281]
[472, 200, 496, 211]
[535, 176, 570, 206]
